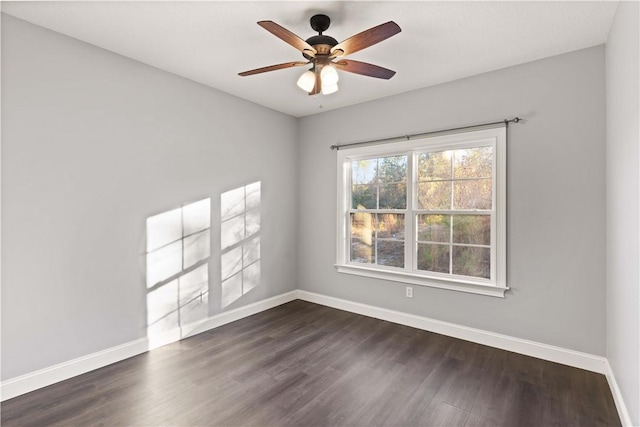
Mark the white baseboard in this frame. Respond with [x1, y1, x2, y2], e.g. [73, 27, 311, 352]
[297, 290, 607, 374]
[604, 360, 634, 427]
[0, 336, 150, 403]
[0, 290, 298, 402]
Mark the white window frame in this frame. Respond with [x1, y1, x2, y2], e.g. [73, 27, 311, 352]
[335, 127, 508, 298]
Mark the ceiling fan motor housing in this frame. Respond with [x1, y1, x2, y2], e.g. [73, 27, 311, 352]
[303, 35, 338, 59]
[304, 15, 338, 60]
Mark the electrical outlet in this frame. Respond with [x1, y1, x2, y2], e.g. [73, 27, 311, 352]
[405, 286, 413, 298]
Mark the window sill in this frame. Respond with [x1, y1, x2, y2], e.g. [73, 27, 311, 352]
[335, 264, 508, 298]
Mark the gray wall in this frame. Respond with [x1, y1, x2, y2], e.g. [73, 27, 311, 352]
[298, 46, 606, 356]
[1, 14, 298, 380]
[606, 2, 640, 424]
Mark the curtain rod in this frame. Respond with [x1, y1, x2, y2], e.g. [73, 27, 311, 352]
[329, 117, 522, 151]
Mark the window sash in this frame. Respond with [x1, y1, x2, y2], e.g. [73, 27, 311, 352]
[347, 144, 496, 282]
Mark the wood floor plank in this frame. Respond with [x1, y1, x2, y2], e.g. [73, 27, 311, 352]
[1, 300, 621, 426]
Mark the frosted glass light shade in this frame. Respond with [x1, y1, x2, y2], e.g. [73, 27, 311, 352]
[321, 65, 339, 85]
[297, 70, 316, 92]
[322, 82, 339, 95]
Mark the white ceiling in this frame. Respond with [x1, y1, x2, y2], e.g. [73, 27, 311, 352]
[1, 1, 618, 117]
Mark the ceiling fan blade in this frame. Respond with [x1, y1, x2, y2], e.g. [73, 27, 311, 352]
[334, 59, 396, 79]
[331, 21, 401, 57]
[258, 21, 317, 57]
[238, 61, 309, 76]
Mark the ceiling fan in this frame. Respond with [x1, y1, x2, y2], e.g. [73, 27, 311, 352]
[238, 14, 401, 96]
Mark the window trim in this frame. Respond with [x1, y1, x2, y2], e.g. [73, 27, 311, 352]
[335, 127, 508, 298]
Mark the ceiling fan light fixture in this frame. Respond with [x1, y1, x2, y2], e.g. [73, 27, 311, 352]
[322, 82, 339, 95]
[320, 65, 339, 85]
[296, 70, 316, 92]
[239, 16, 401, 97]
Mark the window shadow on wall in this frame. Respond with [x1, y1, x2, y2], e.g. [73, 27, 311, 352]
[146, 198, 211, 347]
[220, 182, 261, 309]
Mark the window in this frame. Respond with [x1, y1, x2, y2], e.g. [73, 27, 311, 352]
[336, 127, 507, 297]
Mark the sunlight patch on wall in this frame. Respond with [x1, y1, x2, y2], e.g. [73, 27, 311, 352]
[220, 182, 261, 308]
[146, 198, 211, 342]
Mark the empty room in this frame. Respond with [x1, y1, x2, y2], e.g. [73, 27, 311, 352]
[1, 1, 638, 426]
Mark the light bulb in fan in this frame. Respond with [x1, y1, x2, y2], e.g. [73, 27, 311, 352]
[296, 70, 315, 92]
[321, 65, 339, 85]
[322, 82, 339, 95]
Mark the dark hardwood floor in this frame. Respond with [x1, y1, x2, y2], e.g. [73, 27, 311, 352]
[1, 300, 621, 426]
